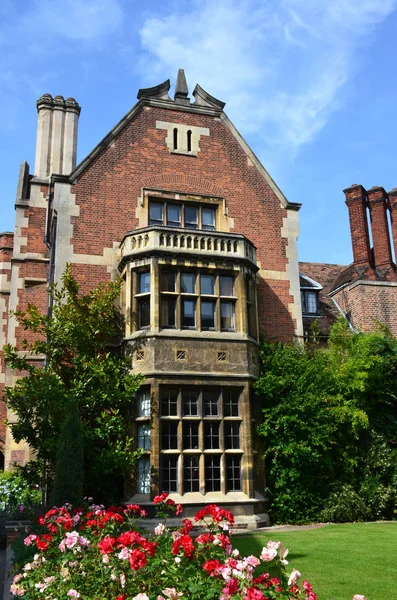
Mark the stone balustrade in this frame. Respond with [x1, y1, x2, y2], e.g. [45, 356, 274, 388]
[119, 226, 257, 266]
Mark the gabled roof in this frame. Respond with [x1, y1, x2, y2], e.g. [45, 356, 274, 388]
[299, 273, 323, 290]
[64, 69, 298, 211]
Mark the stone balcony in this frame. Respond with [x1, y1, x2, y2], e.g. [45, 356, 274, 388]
[119, 226, 257, 268]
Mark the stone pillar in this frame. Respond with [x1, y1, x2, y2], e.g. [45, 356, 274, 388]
[367, 186, 393, 269]
[388, 188, 397, 263]
[34, 94, 53, 178]
[343, 184, 371, 268]
[50, 96, 65, 175]
[62, 98, 81, 174]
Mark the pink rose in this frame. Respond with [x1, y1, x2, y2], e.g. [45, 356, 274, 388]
[260, 547, 277, 561]
[353, 596, 367, 600]
[288, 569, 302, 586]
[267, 540, 281, 550]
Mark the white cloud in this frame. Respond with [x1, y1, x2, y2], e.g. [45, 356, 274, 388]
[138, 0, 397, 158]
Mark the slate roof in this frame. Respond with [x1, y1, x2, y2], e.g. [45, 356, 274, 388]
[299, 261, 347, 341]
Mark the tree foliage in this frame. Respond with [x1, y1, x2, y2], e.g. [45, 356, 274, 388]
[4, 266, 143, 502]
[50, 402, 84, 507]
[256, 318, 397, 523]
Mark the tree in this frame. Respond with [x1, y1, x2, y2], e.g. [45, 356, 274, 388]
[255, 318, 397, 523]
[4, 266, 143, 502]
[50, 402, 84, 507]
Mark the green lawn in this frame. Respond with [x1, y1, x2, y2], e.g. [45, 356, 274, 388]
[234, 522, 397, 600]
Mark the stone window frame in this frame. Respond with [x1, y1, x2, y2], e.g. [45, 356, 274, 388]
[159, 386, 243, 496]
[136, 189, 234, 233]
[149, 199, 217, 231]
[159, 267, 237, 332]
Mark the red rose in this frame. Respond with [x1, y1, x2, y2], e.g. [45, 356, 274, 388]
[202, 559, 222, 576]
[129, 548, 147, 570]
[222, 578, 239, 595]
[116, 596, 127, 600]
[180, 519, 193, 534]
[98, 536, 116, 554]
[153, 492, 169, 504]
[116, 531, 144, 546]
[243, 587, 265, 600]
[35, 536, 51, 552]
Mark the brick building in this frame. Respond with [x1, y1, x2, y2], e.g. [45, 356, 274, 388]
[300, 183, 397, 341]
[0, 70, 303, 526]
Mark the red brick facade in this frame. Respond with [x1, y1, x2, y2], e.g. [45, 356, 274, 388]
[1, 74, 302, 525]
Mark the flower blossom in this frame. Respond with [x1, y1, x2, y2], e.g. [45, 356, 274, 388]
[67, 589, 80, 598]
[155, 523, 165, 536]
[162, 588, 183, 599]
[353, 596, 368, 600]
[288, 568, 302, 586]
[260, 547, 277, 562]
[132, 594, 149, 600]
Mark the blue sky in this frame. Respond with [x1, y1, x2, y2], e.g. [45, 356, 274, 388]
[1, 0, 397, 264]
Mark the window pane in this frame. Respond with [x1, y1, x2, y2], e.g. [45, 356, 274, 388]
[185, 206, 198, 229]
[184, 456, 200, 492]
[205, 455, 221, 492]
[200, 274, 215, 295]
[137, 457, 151, 494]
[138, 297, 150, 328]
[137, 423, 151, 450]
[223, 390, 240, 417]
[162, 456, 178, 493]
[220, 276, 234, 296]
[224, 422, 240, 450]
[305, 291, 318, 314]
[167, 204, 181, 227]
[161, 297, 176, 328]
[182, 299, 196, 328]
[139, 272, 150, 294]
[160, 271, 176, 292]
[161, 422, 178, 449]
[182, 390, 198, 416]
[202, 207, 216, 230]
[183, 421, 199, 449]
[204, 422, 220, 449]
[201, 301, 215, 329]
[226, 456, 241, 492]
[149, 202, 163, 225]
[181, 273, 196, 294]
[203, 391, 219, 416]
[161, 389, 178, 416]
[220, 301, 235, 330]
[137, 390, 151, 417]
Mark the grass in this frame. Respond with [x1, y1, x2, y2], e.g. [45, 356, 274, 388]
[234, 522, 397, 600]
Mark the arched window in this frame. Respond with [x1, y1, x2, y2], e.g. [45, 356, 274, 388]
[187, 130, 192, 152]
[173, 128, 178, 150]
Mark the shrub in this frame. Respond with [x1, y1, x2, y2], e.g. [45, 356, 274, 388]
[10, 496, 320, 600]
[0, 470, 41, 519]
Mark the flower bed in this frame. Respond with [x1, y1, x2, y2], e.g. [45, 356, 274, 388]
[10, 495, 365, 600]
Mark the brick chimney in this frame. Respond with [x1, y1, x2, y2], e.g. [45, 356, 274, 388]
[367, 186, 393, 270]
[388, 188, 397, 262]
[343, 184, 371, 268]
[34, 94, 81, 178]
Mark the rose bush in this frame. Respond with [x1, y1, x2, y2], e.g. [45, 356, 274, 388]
[10, 496, 364, 600]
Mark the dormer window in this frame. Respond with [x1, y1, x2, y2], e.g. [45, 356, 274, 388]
[301, 290, 319, 315]
[300, 273, 322, 316]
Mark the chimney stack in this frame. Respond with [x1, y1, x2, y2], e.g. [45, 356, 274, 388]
[387, 188, 397, 262]
[34, 94, 81, 178]
[343, 184, 371, 268]
[367, 186, 393, 270]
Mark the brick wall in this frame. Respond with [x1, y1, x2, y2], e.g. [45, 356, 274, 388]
[71, 105, 296, 341]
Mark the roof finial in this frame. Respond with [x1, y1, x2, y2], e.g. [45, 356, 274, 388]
[174, 69, 190, 105]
